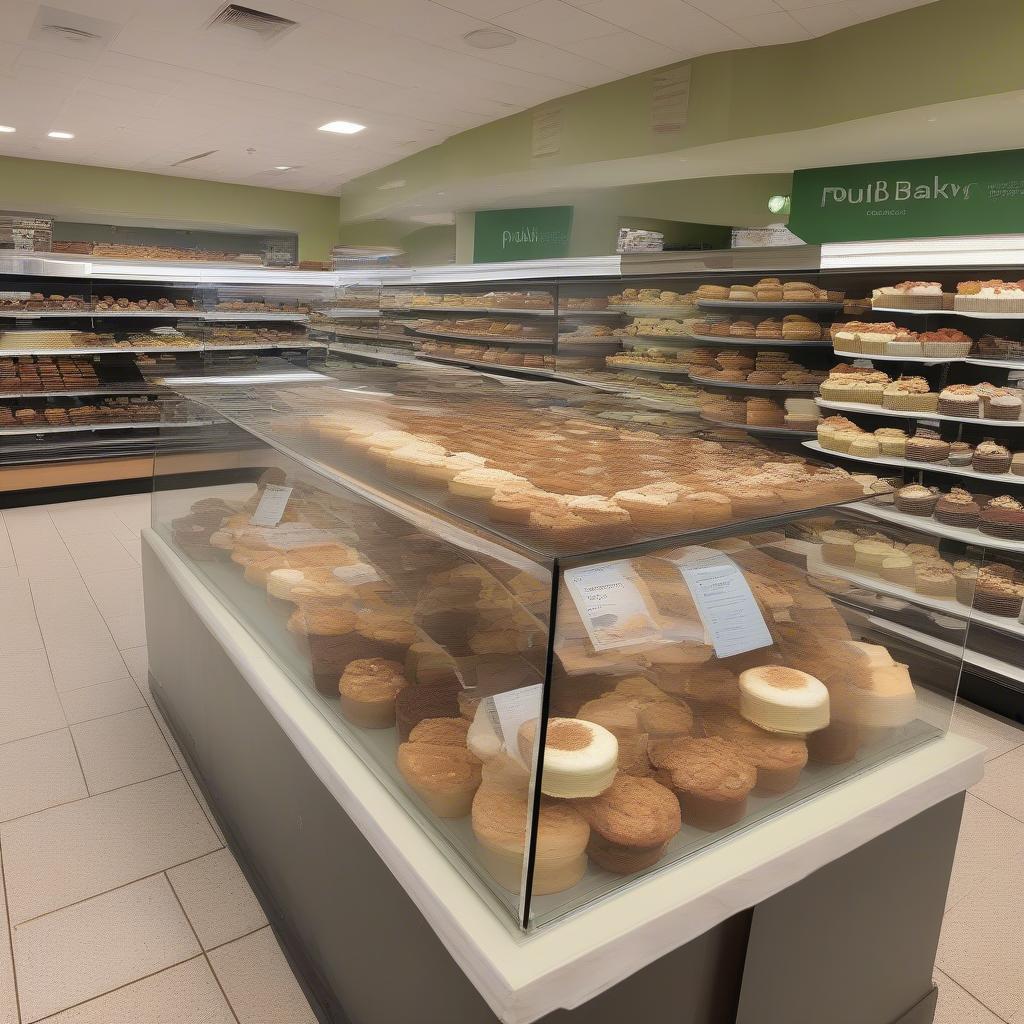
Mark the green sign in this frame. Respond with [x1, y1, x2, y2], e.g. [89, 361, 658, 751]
[789, 149, 1024, 243]
[473, 206, 573, 263]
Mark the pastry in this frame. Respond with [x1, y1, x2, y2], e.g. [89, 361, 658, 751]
[954, 280, 1024, 313]
[938, 385, 981, 418]
[472, 784, 589, 894]
[972, 569, 1024, 616]
[397, 718, 481, 818]
[574, 774, 681, 873]
[983, 388, 1023, 421]
[894, 484, 940, 516]
[979, 495, 1024, 540]
[338, 658, 408, 728]
[820, 529, 857, 566]
[738, 665, 830, 736]
[905, 435, 950, 463]
[825, 642, 917, 729]
[871, 282, 943, 310]
[518, 718, 618, 798]
[287, 604, 359, 695]
[395, 681, 463, 741]
[953, 561, 979, 605]
[880, 553, 916, 587]
[649, 736, 756, 831]
[973, 440, 1012, 474]
[934, 488, 981, 528]
[947, 441, 973, 467]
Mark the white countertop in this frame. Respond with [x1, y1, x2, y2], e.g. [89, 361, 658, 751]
[142, 528, 984, 1024]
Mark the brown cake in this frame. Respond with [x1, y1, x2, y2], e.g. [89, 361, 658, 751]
[979, 494, 1024, 540]
[894, 484, 940, 516]
[934, 488, 982, 528]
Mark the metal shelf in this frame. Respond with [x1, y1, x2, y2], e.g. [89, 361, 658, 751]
[803, 440, 1024, 487]
[816, 397, 1024, 427]
[0, 386, 161, 399]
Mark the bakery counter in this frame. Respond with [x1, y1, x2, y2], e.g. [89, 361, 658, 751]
[142, 525, 983, 1024]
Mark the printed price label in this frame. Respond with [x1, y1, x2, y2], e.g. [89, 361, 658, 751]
[563, 560, 661, 652]
[249, 484, 293, 527]
[486, 684, 544, 766]
[674, 548, 773, 659]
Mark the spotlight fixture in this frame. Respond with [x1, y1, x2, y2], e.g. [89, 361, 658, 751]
[318, 120, 365, 135]
[463, 28, 516, 48]
[767, 194, 791, 215]
[47, 130, 74, 139]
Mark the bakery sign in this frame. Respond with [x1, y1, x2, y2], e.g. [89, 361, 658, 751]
[473, 206, 574, 263]
[788, 148, 1024, 243]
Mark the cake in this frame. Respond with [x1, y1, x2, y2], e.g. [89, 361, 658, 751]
[871, 281, 943, 310]
[934, 488, 981, 528]
[574, 774, 681, 874]
[648, 736, 757, 831]
[954, 280, 1024, 313]
[938, 385, 981, 418]
[947, 441, 973, 467]
[518, 718, 618, 798]
[700, 709, 808, 794]
[826, 641, 917, 729]
[894, 484, 940, 516]
[979, 495, 1024, 540]
[881, 377, 937, 413]
[397, 718, 482, 818]
[915, 562, 956, 598]
[338, 658, 408, 729]
[905, 434, 951, 463]
[918, 328, 973, 358]
[738, 666, 830, 736]
[984, 388, 1023, 421]
[973, 440, 1012, 474]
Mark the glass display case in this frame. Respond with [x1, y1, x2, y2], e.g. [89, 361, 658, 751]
[153, 356, 963, 932]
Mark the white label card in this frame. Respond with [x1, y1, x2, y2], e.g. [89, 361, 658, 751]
[486, 684, 544, 765]
[674, 548, 773, 659]
[563, 560, 661, 652]
[249, 484, 293, 527]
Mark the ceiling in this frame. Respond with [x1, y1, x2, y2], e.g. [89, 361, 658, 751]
[0, 0, 935, 196]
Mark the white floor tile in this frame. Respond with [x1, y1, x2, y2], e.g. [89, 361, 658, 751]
[950, 702, 1024, 764]
[938, 865, 1024, 1022]
[934, 970, 1004, 1024]
[104, 611, 148, 651]
[45, 641, 130, 693]
[0, 730, 87, 823]
[0, 847, 18, 1024]
[59, 678, 146, 726]
[168, 849, 267, 950]
[946, 795, 1024, 912]
[0, 651, 67, 747]
[116, 533, 143, 564]
[0, 579, 45, 655]
[71, 708, 178, 795]
[0, 514, 15, 568]
[82, 569, 143, 622]
[40, 957, 235, 1024]
[46, 506, 128, 541]
[64, 533, 139, 578]
[31, 578, 109, 642]
[971, 746, 1024, 823]
[12, 874, 200, 1023]
[0, 773, 220, 923]
[209, 927, 317, 1024]
[119, 646, 148, 689]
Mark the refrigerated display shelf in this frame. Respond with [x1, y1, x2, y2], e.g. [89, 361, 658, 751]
[698, 413, 815, 437]
[676, 333, 832, 348]
[0, 419, 217, 435]
[698, 299, 844, 313]
[803, 440, 1024, 487]
[849, 500, 1024, 553]
[0, 386, 162, 399]
[688, 373, 821, 393]
[389, 305, 554, 317]
[872, 305, 1024, 320]
[411, 326, 552, 346]
[815, 398, 1024, 427]
[832, 349, 1023, 369]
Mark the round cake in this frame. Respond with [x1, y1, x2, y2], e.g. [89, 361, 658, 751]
[518, 718, 619, 798]
[738, 665, 830, 736]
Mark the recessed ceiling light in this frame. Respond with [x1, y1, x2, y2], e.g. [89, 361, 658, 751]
[0, 125, 15, 133]
[464, 28, 516, 48]
[319, 120, 365, 135]
[274, 165, 292, 170]
[47, 130, 74, 139]
[926, 117, 938, 124]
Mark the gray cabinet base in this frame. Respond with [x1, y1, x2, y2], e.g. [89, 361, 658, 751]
[144, 542, 961, 1024]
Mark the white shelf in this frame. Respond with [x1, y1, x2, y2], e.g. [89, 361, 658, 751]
[815, 398, 1024, 427]
[796, 541, 1024, 641]
[390, 305, 553, 317]
[0, 308, 203, 319]
[0, 342, 317, 357]
[608, 304, 696, 318]
[831, 348, 960, 365]
[689, 373, 821, 394]
[0, 386, 160, 399]
[697, 298, 843, 313]
[698, 413, 814, 437]
[0, 419, 216, 435]
[416, 352, 563, 380]
[872, 305, 1024, 320]
[682, 333, 831, 348]
[803, 440, 1024, 486]
[413, 326, 552, 346]
[850, 500, 1024, 553]
[318, 308, 380, 318]
[604, 359, 690, 376]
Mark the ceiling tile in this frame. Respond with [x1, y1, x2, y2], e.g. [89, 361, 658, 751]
[689, 0, 781, 16]
[432, 0, 531, 15]
[494, 0, 619, 43]
[728, 10, 812, 43]
[557, 30, 683, 73]
[788, 1, 864, 34]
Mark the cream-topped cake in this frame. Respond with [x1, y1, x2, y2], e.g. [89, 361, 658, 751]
[739, 665, 830, 736]
[518, 718, 618, 798]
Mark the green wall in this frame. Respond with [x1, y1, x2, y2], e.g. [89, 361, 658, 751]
[337, 0, 1024, 227]
[0, 156, 338, 260]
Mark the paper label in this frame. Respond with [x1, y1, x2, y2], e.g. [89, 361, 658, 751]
[563, 560, 661, 652]
[249, 484, 293, 527]
[674, 548, 773, 659]
[486, 684, 544, 765]
[332, 562, 382, 585]
[651, 64, 691, 134]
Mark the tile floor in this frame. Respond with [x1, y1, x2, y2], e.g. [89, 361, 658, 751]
[0, 491, 1022, 1024]
[0, 492, 317, 1024]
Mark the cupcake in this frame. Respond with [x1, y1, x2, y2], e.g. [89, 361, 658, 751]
[894, 484, 940, 516]
[947, 442, 973, 467]
[973, 440, 1012, 474]
[338, 658, 408, 729]
[979, 494, 1024, 540]
[934, 488, 981, 528]
[938, 385, 981, 418]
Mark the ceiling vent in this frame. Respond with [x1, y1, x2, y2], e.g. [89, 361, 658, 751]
[207, 4, 297, 42]
[29, 6, 117, 57]
[170, 150, 218, 167]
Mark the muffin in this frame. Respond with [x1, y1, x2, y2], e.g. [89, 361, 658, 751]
[700, 709, 808, 795]
[649, 736, 756, 831]
[397, 717, 481, 818]
[574, 774, 681, 874]
[338, 658, 408, 728]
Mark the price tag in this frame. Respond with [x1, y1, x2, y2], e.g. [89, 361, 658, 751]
[333, 562, 382, 585]
[249, 484, 293, 527]
[674, 548, 773, 659]
[486, 684, 544, 765]
[563, 560, 661, 652]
